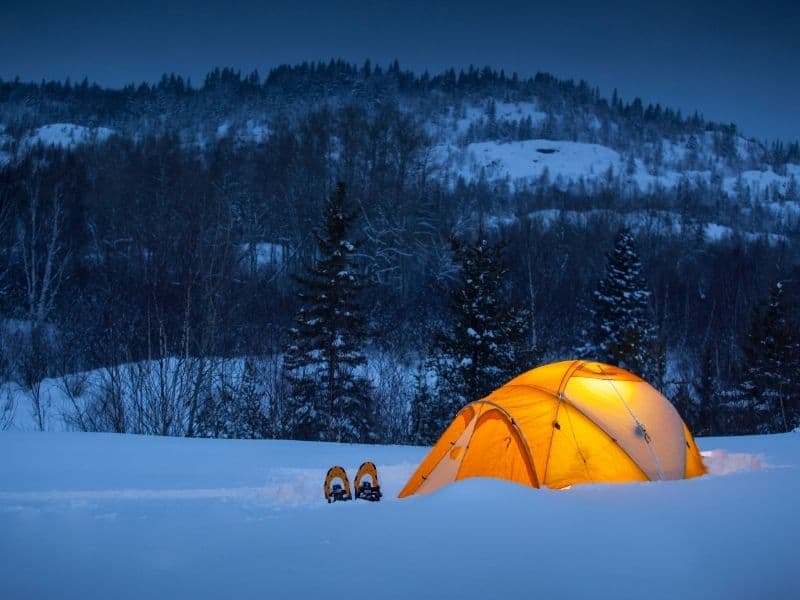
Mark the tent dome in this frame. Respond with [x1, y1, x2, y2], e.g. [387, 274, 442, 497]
[399, 360, 706, 497]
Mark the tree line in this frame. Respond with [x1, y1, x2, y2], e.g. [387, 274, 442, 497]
[0, 88, 798, 439]
[3, 62, 799, 171]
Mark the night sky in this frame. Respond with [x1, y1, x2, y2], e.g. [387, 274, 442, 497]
[2, 0, 798, 141]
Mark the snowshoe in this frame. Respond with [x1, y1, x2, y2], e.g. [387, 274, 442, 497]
[354, 461, 382, 502]
[324, 465, 352, 503]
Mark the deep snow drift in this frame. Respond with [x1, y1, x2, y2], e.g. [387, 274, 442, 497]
[1, 431, 797, 599]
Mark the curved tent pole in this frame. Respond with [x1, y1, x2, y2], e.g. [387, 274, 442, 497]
[457, 399, 541, 489]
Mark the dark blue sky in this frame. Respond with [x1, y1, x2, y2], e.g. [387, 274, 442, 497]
[2, 0, 798, 141]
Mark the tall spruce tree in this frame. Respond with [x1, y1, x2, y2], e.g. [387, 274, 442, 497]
[282, 183, 374, 443]
[585, 227, 663, 384]
[739, 280, 799, 433]
[412, 236, 530, 443]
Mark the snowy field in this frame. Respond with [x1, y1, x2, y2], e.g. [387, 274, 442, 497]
[1, 431, 797, 599]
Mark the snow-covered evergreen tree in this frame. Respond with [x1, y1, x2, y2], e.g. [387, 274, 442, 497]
[430, 236, 531, 427]
[282, 183, 374, 443]
[583, 227, 663, 384]
[739, 281, 799, 433]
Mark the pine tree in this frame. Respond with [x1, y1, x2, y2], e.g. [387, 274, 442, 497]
[430, 236, 531, 426]
[584, 227, 662, 384]
[282, 183, 374, 443]
[739, 281, 799, 433]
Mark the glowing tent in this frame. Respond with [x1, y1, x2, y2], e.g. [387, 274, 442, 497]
[399, 360, 706, 497]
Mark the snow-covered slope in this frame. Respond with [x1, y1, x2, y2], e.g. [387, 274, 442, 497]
[441, 139, 623, 185]
[22, 123, 114, 150]
[432, 137, 800, 199]
[7, 110, 799, 206]
[0, 430, 796, 599]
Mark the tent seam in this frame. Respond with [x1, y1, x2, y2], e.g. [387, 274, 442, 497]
[542, 360, 583, 485]
[467, 399, 541, 488]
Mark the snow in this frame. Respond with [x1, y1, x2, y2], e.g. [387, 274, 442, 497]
[500, 208, 784, 246]
[434, 139, 621, 188]
[0, 353, 417, 434]
[425, 101, 546, 142]
[217, 120, 271, 143]
[702, 222, 788, 245]
[494, 101, 546, 123]
[432, 137, 691, 193]
[1, 356, 272, 433]
[704, 222, 732, 242]
[429, 136, 800, 202]
[23, 123, 114, 149]
[216, 121, 231, 138]
[0, 430, 797, 599]
[242, 119, 270, 143]
[722, 169, 796, 197]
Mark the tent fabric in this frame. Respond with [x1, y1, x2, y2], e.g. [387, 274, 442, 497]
[399, 360, 706, 497]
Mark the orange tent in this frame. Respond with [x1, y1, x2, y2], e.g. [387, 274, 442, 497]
[399, 360, 706, 497]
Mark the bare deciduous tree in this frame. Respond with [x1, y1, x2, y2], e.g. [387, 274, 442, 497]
[19, 177, 69, 325]
[369, 352, 413, 444]
[0, 388, 14, 431]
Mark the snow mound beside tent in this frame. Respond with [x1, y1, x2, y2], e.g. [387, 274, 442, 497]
[0, 431, 797, 599]
[702, 449, 764, 474]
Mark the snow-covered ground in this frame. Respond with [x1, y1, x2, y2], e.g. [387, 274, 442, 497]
[21, 123, 114, 150]
[1, 430, 797, 599]
[461, 139, 623, 184]
[431, 137, 800, 200]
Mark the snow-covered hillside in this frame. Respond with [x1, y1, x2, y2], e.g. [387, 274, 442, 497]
[434, 139, 622, 187]
[414, 99, 800, 202]
[0, 353, 416, 439]
[21, 123, 114, 150]
[0, 430, 797, 599]
[432, 136, 800, 199]
[9, 104, 800, 204]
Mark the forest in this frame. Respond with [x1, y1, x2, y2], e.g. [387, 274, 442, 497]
[0, 61, 798, 440]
